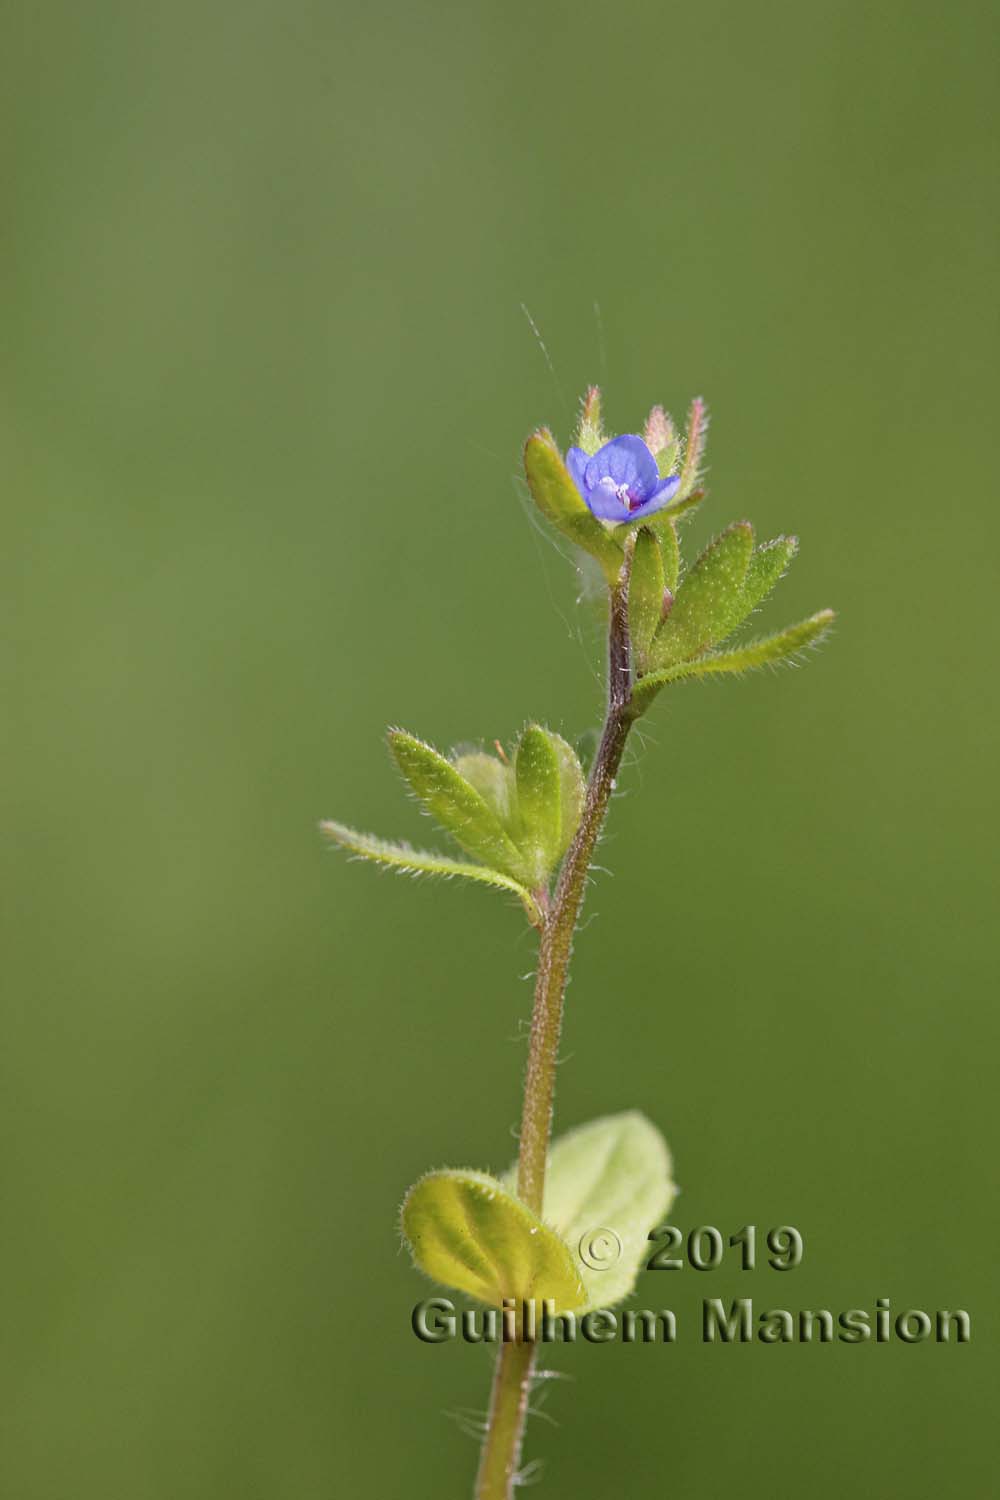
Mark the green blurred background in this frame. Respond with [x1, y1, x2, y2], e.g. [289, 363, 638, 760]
[4, 1, 998, 1495]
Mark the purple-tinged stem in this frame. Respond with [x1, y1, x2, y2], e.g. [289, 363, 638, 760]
[475, 557, 636, 1500]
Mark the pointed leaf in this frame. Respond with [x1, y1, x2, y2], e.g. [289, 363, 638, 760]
[631, 610, 836, 714]
[723, 535, 798, 637]
[401, 1169, 586, 1313]
[629, 527, 665, 671]
[504, 1112, 676, 1313]
[524, 429, 624, 583]
[651, 521, 754, 668]
[389, 730, 530, 883]
[320, 821, 543, 924]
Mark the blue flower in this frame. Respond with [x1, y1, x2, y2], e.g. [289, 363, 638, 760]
[565, 435, 681, 524]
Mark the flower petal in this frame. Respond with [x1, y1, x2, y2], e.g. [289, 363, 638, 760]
[584, 435, 658, 501]
[628, 475, 682, 521]
[565, 445, 589, 498]
[650, 474, 682, 505]
[585, 477, 632, 522]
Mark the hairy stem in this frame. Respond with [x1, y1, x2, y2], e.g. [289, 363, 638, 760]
[474, 563, 635, 1500]
[516, 573, 633, 1213]
[474, 1340, 536, 1500]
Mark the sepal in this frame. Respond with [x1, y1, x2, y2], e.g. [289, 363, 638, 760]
[575, 385, 607, 455]
[643, 405, 678, 475]
[677, 396, 709, 499]
[524, 428, 624, 583]
[629, 528, 666, 672]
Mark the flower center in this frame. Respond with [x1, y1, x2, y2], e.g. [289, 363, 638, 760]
[615, 483, 643, 513]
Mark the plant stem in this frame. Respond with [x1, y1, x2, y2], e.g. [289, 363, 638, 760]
[474, 565, 635, 1500]
[474, 1340, 536, 1500]
[517, 572, 633, 1214]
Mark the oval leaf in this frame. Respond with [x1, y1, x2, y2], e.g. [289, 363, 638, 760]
[505, 1111, 676, 1312]
[402, 1169, 586, 1312]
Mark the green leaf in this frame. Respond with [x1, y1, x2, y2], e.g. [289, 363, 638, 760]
[513, 726, 586, 881]
[683, 535, 799, 655]
[389, 730, 531, 884]
[319, 821, 543, 925]
[650, 521, 754, 669]
[631, 610, 836, 715]
[657, 517, 680, 593]
[629, 527, 665, 671]
[451, 750, 516, 830]
[550, 731, 586, 857]
[724, 535, 798, 637]
[514, 725, 562, 883]
[401, 1169, 586, 1313]
[524, 429, 624, 583]
[575, 385, 607, 455]
[504, 1111, 676, 1313]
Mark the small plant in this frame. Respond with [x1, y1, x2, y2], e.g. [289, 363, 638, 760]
[322, 388, 834, 1497]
